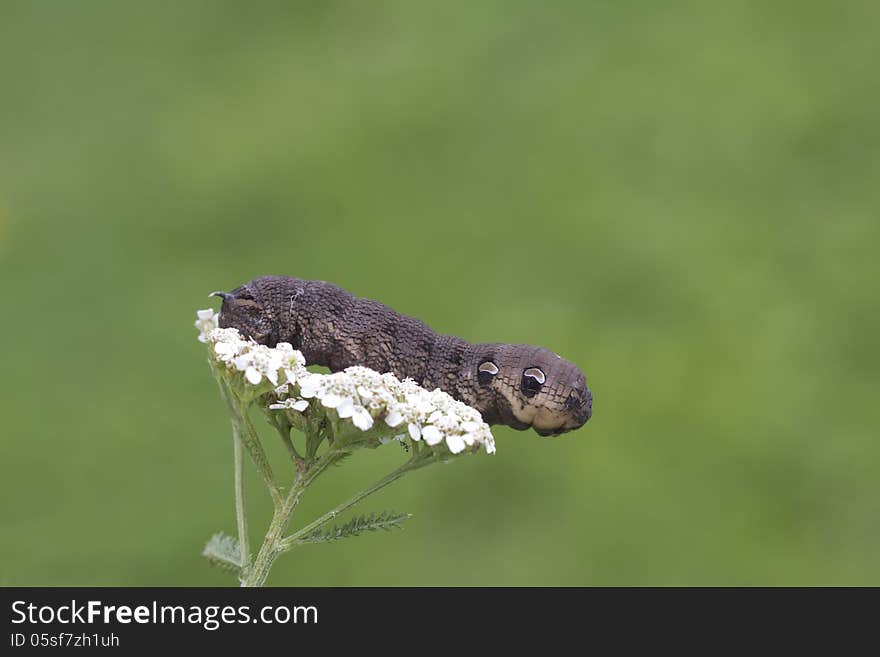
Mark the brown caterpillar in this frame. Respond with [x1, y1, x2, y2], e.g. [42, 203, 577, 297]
[212, 276, 592, 436]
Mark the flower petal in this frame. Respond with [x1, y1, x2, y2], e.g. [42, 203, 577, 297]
[336, 396, 355, 418]
[245, 367, 262, 385]
[422, 425, 443, 446]
[385, 409, 403, 427]
[298, 382, 317, 398]
[320, 393, 343, 409]
[352, 406, 374, 431]
[215, 342, 235, 356]
[446, 434, 466, 454]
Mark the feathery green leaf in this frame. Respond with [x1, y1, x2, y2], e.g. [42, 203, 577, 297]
[298, 511, 411, 544]
[202, 532, 244, 574]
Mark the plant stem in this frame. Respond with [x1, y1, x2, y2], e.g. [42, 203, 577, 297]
[236, 412, 282, 508]
[213, 359, 440, 586]
[243, 484, 299, 587]
[210, 363, 281, 507]
[231, 421, 250, 584]
[241, 447, 348, 587]
[279, 452, 433, 551]
[280, 429, 301, 462]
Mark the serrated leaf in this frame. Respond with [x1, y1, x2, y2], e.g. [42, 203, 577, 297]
[298, 511, 411, 544]
[202, 532, 244, 574]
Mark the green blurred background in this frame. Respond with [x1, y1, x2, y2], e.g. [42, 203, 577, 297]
[1, 1, 878, 586]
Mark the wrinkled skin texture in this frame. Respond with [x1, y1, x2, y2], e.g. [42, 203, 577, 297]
[215, 276, 592, 436]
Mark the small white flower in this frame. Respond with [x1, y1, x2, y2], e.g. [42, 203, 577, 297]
[194, 308, 220, 342]
[385, 409, 403, 427]
[415, 397, 435, 415]
[321, 393, 343, 409]
[421, 425, 443, 446]
[267, 397, 311, 412]
[297, 374, 321, 398]
[214, 341, 238, 360]
[351, 406, 373, 431]
[446, 433, 466, 454]
[336, 397, 355, 418]
[245, 366, 262, 385]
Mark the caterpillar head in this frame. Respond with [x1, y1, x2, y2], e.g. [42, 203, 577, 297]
[471, 344, 592, 436]
[212, 284, 277, 345]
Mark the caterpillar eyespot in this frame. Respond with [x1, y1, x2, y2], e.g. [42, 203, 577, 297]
[523, 367, 546, 384]
[521, 368, 545, 398]
[478, 361, 499, 374]
[477, 361, 499, 387]
[215, 275, 592, 436]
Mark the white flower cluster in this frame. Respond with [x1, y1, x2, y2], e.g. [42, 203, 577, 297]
[196, 309, 496, 455]
[197, 309, 307, 386]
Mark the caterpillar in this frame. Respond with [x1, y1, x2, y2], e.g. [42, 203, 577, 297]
[212, 276, 592, 436]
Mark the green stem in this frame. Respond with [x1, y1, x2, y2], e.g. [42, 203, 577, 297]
[281, 432, 300, 462]
[242, 483, 300, 587]
[231, 421, 250, 583]
[238, 413, 282, 508]
[210, 361, 253, 580]
[241, 448, 347, 587]
[210, 363, 281, 507]
[211, 358, 441, 586]
[279, 451, 433, 551]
